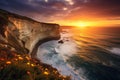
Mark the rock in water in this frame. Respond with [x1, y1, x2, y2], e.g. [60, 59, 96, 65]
[0, 9, 60, 57]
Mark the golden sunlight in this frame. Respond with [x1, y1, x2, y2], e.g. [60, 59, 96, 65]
[74, 21, 92, 28]
[57, 19, 120, 27]
[77, 22, 88, 28]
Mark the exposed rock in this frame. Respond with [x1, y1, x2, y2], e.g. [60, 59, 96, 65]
[0, 9, 60, 58]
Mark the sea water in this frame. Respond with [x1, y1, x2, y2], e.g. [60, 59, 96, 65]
[37, 27, 120, 80]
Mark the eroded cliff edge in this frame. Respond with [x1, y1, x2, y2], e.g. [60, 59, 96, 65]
[0, 9, 60, 57]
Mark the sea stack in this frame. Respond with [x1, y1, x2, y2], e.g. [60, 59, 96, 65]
[0, 9, 60, 58]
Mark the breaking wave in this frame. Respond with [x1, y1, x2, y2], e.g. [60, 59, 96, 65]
[36, 29, 85, 80]
[108, 48, 120, 55]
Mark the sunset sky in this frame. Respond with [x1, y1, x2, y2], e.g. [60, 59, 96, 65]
[0, 0, 120, 27]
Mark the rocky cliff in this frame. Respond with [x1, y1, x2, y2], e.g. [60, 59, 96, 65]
[0, 9, 60, 57]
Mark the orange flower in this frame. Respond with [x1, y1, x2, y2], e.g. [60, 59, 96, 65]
[27, 62, 30, 65]
[31, 64, 35, 67]
[25, 56, 30, 60]
[18, 57, 23, 60]
[6, 61, 11, 64]
[44, 71, 49, 75]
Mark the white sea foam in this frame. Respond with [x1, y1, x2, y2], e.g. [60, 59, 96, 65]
[36, 29, 85, 80]
[109, 48, 120, 55]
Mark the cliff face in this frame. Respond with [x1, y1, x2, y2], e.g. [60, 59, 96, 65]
[0, 9, 60, 57]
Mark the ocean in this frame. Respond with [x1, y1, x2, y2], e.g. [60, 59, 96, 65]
[37, 26, 120, 80]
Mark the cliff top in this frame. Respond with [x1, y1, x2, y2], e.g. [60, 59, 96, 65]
[0, 9, 57, 25]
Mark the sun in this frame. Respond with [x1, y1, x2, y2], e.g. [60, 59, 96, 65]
[79, 23, 87, 27]
[76, 22, 89, 28]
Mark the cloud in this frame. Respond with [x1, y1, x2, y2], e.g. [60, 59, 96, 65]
[81, 0, 120, 17]
[0, 0, 62, 21]
[0, 0, 120, 22]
